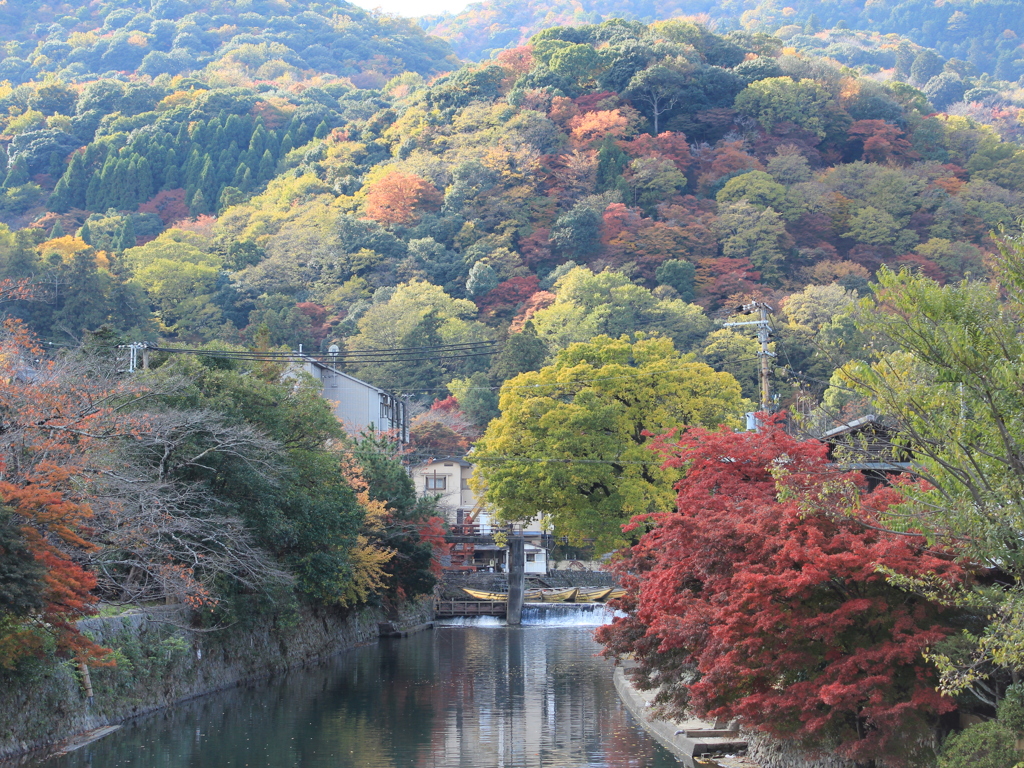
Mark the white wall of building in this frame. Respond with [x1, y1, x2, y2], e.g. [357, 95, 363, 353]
[411, 458, 548, 573]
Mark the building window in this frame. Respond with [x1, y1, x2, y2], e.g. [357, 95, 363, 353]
[526, 553, 536, 562]
[425, 475, 447, 491]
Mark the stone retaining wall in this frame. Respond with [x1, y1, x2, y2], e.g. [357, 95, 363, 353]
[742, 729, 856, 768]
[0, 598, 433, 762]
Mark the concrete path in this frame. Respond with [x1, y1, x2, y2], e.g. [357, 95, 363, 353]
[613, 666, 751, 767]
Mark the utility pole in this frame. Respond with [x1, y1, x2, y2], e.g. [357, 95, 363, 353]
[117, 342, 150, 373]
[723, 301, 776, 414]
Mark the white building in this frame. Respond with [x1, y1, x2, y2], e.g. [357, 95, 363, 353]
[293, 356, 408, 442]
[411, 457, 549, 574]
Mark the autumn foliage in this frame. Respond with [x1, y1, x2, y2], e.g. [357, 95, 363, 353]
[363, 170, 442, 226]
[597, 421, 964, 764]
[0, 322, 143, 666]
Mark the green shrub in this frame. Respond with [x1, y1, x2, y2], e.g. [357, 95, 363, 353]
[939, 720, 1019, 768]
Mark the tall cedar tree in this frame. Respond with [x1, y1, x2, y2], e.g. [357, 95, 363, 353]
[597, 421, 965, 764]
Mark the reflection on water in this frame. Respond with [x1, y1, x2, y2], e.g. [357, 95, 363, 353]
[31, 626, 677, 768]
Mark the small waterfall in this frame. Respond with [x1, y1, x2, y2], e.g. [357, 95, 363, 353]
[436, 604, 623, 628]
[522, 604, 622, 626]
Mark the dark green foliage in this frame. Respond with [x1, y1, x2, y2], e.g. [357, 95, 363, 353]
[655, 259, 696, 303]
[551, 204, 602, 260]
[52, 250, 114, 337]
[451, 371, 500, 427]
[490, 322, 548, 382]
[939, 721, 1018, 768]
[466, 261, 499, 297]
[392, 310, 447, 394]
[114, 217, 137, 252]
[427, 66, 505, 112]
[596, 135, 629, 195]
[0, 508, 46, 617]
[923, 72, 965, 109]
[147, 356, 366, 606]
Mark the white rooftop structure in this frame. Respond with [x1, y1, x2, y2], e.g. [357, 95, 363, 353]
[293, 355, 408, 442]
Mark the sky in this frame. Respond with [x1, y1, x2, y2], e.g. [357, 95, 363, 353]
[346, 0, 474, 17]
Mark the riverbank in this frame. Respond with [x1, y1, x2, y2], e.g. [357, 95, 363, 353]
[0, 598, 432, 763]
[613, 666, 750, 768]
[613, 666, 855, 768]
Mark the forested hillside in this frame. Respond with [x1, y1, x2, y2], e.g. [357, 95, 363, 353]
[1, 15, 1023, 442]
[423, 0, 1024, 82]
[0, 1, 456, 85]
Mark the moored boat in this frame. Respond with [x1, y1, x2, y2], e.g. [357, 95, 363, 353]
[575, 586, 614, 602]
[604, 588, 626, 601]
[461, 588, 508, 601]
[524, 587, 579, 602]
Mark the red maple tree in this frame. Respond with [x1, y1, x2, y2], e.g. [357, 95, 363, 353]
[847, 120, 919, 165]
[597, 421, 965, 764]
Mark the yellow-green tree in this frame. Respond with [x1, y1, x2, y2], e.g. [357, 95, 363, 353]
[473, 335, 747, 551]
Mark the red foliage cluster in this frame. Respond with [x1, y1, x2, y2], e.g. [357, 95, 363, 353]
[509, 290, 556, 332]
[597, 421, 964, 763]
[409, 419, 469, 456]
[295, 302, 331, 342]
[138, 188, 190, 225]
[416, 515, 451, 579]
[620, 132, 693, 172]
[474, 275, 540, 321]
[431, 395, 460, 413]
[847, 120, 919, 165]
[695, 256, 761, 308]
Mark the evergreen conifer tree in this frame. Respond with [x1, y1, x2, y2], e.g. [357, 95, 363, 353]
[390, 310, 446, 393]
[257, 149, 275, 181]
[85, 174, 102, 210]
[53, 250, 110, 337]
[249, 124, 267, 156]
[163, 162, 180, 190]
[190, 189, 208, 216]
[49, 176, 72, 213]
[115, 216, 137, 251]
[49, 220, 65, 239]
[46, 151, 63, 180]
[232, 163, 251, 190]
[108, 254, 153, 336]
[596, 136, 629, 194]
[279, 133, 294, 157]
[3, 157, 28, 190]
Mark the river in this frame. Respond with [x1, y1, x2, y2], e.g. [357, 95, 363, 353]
[32, 608, 678, 768]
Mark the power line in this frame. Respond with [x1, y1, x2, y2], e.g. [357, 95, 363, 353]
[147, 340, 498, 359]
[143, 344, 498, 366]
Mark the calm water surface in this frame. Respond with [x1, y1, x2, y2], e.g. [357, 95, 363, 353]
[35, 618, 678, 768]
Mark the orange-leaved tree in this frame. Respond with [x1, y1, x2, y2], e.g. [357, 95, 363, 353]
[363, 170, 442, 226]
[0, 321, 146, 667]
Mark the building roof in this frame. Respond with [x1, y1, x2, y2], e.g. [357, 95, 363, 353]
[297, 354, 394, 396]
[820, 414, 883, 440]
[414, 457, 471, 468]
